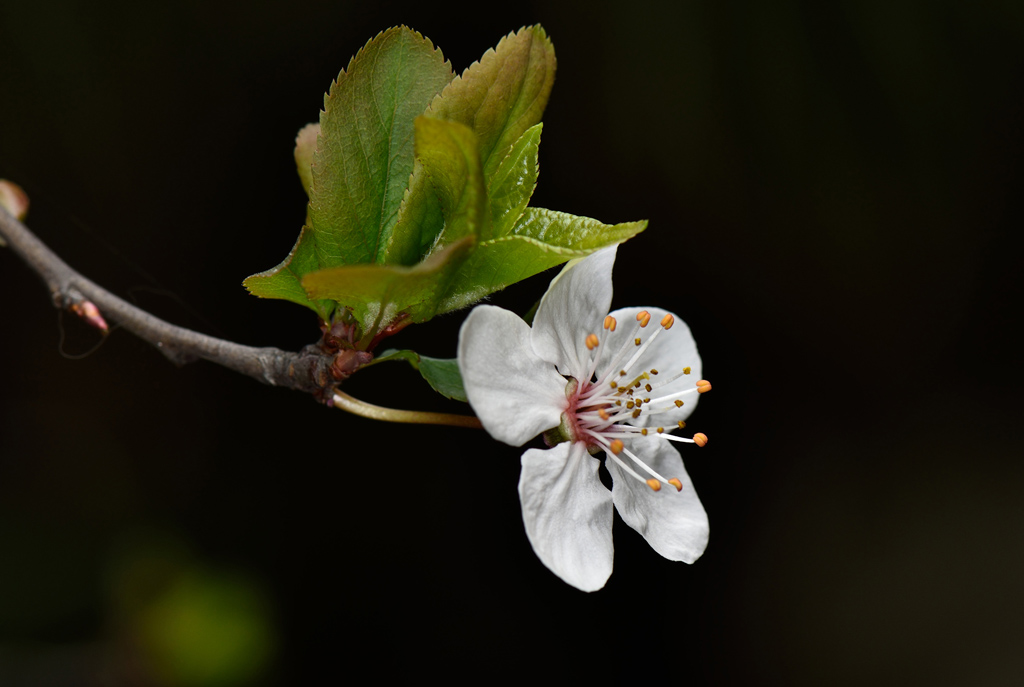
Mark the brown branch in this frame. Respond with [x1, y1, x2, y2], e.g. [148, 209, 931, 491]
[0, 204, 335, 395]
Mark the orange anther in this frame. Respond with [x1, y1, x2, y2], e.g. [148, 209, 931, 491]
[585, 333, 599, 350]
[693, 433, 708, 447]
[603, 315, 617, 331]
[609, 439, 624, 455]
[660, 313, 674, 329]
[697, 380, 712, 393]
[646, 478, 662, 492]
[598, 408, 610, 420]
[656, 427, 664, 434]
[668, 478, 683, 492]
[641, 428, 648, 436]
[636, 310, 652, 327]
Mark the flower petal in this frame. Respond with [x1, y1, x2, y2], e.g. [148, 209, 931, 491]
[531, 246, 617, 379]
[608, 435, 708, 563]
[458, 305, 567, 446]
[597, 306, 701, 427]
[519, 441, 614, 592]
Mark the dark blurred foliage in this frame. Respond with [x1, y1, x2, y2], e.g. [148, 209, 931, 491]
[1, 1, 1022, 685]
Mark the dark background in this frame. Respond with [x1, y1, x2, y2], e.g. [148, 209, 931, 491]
[2, 1, 1022, 685]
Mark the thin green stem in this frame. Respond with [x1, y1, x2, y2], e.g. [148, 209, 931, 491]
[332, 390, 483, 429]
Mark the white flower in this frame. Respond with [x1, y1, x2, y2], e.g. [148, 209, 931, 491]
[457, 246, 711, 591]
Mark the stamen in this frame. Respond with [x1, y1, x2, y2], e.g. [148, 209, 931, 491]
[636, 310, 651, 328]
[609, 439, 624, 455]
[651, 369, 659, 375]
[604, 315, 617, 331]
[598, 408, 610, 420]
[683, 366, 691, 375]
[645, 383, 652, 392]
[697, 380, 712, 393]
[667, 478, 683, 492]
[674, 400, 684, 407]
[635, 338, 641, 346]
[678, 421, 686, 429]
[660, 314, 674, 329]
[646, 478, 661, 492]
[693, 433, 708, 447]
[585, 333, 599, 350]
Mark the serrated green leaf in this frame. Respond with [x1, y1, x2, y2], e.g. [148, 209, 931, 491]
[371, 349, 467, 401]
[436, 207, 647, 313]
[309, 27, 454, 267]
[489, 123, 541, 237]
[301, 235, 475, 337]
[426, 25, 556, 182]
[242, 225, 334, 320]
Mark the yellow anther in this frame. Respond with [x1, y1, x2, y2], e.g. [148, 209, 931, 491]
[697, 380, 712, 393]
[635, 400, 643, 408]
[610, 439, 624, 455]
[603, 315, 617, 332]
[683, 366, 691, 375]
[635, 338, 642, 346]
[632, 408, 642, 418]
[693, 433, 708, 447]
[585, 333, 599, 350]
[620, 370, 627, 376]
[667, 478, 683, 492]
[643, 398, 650, 403]
[598, 408, 610, 421]
[615, 400, 622, 406]
[634, 380, 642, 388]
[641, 428, 648, 436]
[657, 427, 664, 433]
[651, 369, 659, 375]
[678, 420, 686, 429]
[674, 400, 684, 408]
[646, 478, 662, 492]
[645, 383, 652, 392]
[626, 400, 635, 409]
[660, 313, 674, 329]
[609, 381, 618, 389]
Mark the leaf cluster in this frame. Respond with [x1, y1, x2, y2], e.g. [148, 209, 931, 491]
[244, 26, 646, 347]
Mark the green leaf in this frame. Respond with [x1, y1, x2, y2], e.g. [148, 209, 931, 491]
[309, 27, 454, 267]
[372, 349, 468, 402]
[294, 123, 318, 199]
[488, 123, 541, 237]
[301, 235, 475, 337]
[426, 25, 556, 183]
[436, 207, 647, 313]
[242, 27, 453, 317]
[413, 117, 490, 248]
[242, 225, 334, 320]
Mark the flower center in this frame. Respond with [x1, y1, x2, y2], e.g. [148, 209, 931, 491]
[565, 310, 711, 492]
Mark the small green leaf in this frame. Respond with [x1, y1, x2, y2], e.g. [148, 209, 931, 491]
[372, 349, 468, 401]
[436, 208, 647, 314]
[414, 117, 490, 247]
[488, 123, 541, 237]
[294, 123, 318, 198]
[242, 225, 334, 320]
[309, 27, 454, 267]
[426, 25, 556, 182]
[301, 235, 475, 337]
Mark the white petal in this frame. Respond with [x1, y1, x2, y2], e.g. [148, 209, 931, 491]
[597, 306, 701, 427]
[531, 246, 617, 379]
[458, 305, 568, 446]
[519, 441, 614, 592]
[608, 434, 709, 563]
